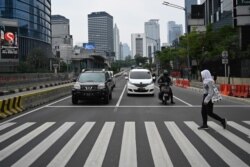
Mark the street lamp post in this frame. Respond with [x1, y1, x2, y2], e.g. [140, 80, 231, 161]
[146, 36, 160, 74]
[162, 1, 190, 75]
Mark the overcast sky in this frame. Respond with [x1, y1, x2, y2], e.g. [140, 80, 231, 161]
[51, 0, 189, 47]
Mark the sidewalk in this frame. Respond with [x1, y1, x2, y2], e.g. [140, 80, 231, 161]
[189, 80, 250, 104]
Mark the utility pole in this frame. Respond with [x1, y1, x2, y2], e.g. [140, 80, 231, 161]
[162, 1, 190, 78]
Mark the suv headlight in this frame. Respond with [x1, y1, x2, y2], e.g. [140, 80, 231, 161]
[97, 83, 105, 89]
[74, 82, 81, 89]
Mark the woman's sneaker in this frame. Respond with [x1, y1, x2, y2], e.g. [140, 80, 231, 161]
[198, 125, 209, 130]
[222, 118, 227, 129]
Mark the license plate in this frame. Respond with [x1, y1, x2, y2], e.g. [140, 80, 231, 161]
[85, 93, 91, 96]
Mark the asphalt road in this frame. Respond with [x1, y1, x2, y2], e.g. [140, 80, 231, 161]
[0, 75, 250, 167]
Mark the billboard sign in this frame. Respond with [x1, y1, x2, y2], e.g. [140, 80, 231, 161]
[0, 25, 18, 59]
[237, 0, 250, 5]
[83, 43, 95, 50]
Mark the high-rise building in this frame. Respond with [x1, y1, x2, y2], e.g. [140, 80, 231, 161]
[167, 21, 183, 45]
[113, 24, 120, 60]
[0, 0, 52, 72]
[185, 0, 198, 33]
[144, 19, 161, 63]
[51, 15, 73, 63]
[122, 43, 131, 60]
[88, 12, 114, 56]
[131, 33, 146, 59]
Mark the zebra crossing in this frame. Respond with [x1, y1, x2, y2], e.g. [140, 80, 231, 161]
[0, 121, 249, 167]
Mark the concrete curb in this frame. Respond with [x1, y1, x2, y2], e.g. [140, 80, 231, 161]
[0, 80, 72, 96]
[0, 83, 73, 119]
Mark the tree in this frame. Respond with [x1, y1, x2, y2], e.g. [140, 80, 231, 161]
[134, 54, 148, 66]
[26, 48, 49, 72]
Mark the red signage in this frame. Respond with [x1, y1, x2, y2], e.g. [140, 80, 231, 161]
[0, 26, 18, 59]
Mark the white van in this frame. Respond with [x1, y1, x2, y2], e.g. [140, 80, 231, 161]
[125, 69, 155, 96]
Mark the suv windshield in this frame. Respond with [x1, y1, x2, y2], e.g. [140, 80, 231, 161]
[78, 72, 105, 82]
[130, 71, 151, 79]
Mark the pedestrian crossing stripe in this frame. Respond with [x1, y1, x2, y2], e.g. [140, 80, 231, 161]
[0, 121, 249, 167]
[185, 122, 249, 167]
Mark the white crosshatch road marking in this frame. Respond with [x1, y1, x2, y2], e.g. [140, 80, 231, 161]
[185, 121, 249, 167]
[145, 122, 173, 167]
[0, 122, 35, 143]
[0, 122, 16, 131]
[0, 121, 249, 167]
[119, 122, 137, 167]
[165, 122, 209, 167]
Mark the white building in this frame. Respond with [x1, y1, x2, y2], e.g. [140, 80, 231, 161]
[113, 24, 120, 60]
[51, 15, 73, 63]
[145, 19, 161, 63]
[131, 33, 147, 59]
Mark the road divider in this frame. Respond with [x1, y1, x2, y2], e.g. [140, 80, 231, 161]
[0, 83, 73, 119]
[220, 84, 250, 98]
[174, 78, 190, 88]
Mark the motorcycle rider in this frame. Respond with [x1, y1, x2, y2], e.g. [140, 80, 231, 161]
[157, 70, 175, 104]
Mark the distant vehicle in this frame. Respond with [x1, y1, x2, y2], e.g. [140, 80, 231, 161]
[125, 68, 155, 96]
[108, 71, 116, 89]
[72, 69, 113, 104]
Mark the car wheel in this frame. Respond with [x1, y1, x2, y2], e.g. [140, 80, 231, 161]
[72, 95, 78, 104]
[104, 95, 109, 104]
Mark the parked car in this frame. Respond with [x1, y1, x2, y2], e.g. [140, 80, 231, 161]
[108, 71, 116, 89]
[125, 69, 155, 96]
[72, 69, 113, 104]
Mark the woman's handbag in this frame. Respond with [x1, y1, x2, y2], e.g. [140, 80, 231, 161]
[212, 84, 222, 103]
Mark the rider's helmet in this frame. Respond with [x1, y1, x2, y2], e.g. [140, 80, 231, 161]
[163, 70, 169, 77]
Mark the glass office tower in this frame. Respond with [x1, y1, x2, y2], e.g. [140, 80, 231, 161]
[88, 12, 114, 55]
[0, 0, 52, 61]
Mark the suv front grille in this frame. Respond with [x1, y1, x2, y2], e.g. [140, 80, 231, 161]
[134, 83, 149, 87]
[80, 85, 98, 90]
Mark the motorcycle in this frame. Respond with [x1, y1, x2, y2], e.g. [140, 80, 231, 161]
[159, 82, 171, 105]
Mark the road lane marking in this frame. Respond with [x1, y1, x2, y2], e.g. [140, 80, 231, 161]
[48, 122, 95, 167]
[145, 122, 173, 167]
[227, 121, 250, 138]
[208, 121, 250, 154]
[185, 121, 249, 167]
[173, 96, 193, 106]
[165, 122, 210, 167]
[0, 122, 55, 161]
[115, 84, 127, 107]
[0, 95, 71, 127]
[155, 86, 193, 106]
[0, 122, 35, 143]
[45, 105, 250, 108]
[84, 122, 115, 167]
[12, 122, 75, 167]
[119, 122, 137, 167]
[0, 122, 16, 131]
